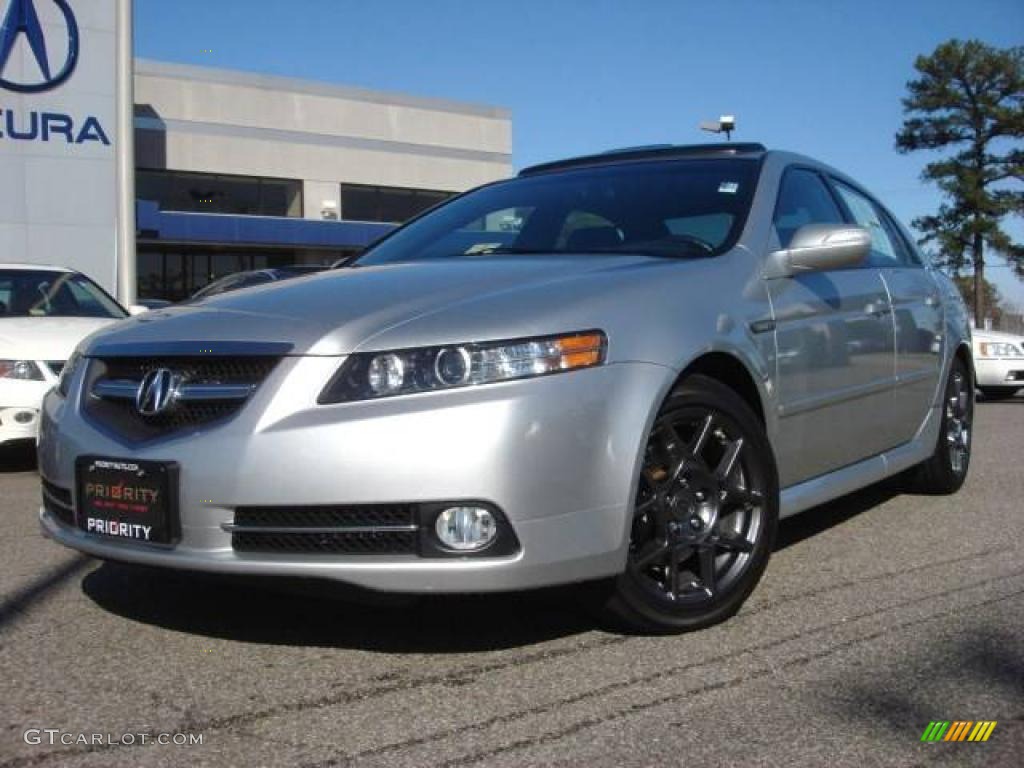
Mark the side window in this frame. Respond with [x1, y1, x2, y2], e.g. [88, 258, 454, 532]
[772, 169, 844, 249]
[831, 181, 904, 268]
[879, 209, 922, 266]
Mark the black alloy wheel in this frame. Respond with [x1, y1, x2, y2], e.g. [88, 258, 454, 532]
[912, 358, 973, 494]
[606, 375, 778, 633]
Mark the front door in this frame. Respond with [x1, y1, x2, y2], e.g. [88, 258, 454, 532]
[769, 270, 897, 486]
[768, 168, 897, 487]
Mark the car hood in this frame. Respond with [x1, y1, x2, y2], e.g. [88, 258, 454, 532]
[972, 329, 1023, 345]
[81, 255, 661, 356]
[0, 317, 120, 361]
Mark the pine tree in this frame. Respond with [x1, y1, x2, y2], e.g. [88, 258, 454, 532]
[896, 39, 1024, 323]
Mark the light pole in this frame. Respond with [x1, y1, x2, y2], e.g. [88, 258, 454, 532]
[115, 0, 136, 306]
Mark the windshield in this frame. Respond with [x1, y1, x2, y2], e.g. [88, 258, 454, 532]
[355, 158, 759, 266]
[0, 270, 127, 319]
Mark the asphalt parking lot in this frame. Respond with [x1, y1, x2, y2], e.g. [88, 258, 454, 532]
[1, 397, 1022, 768]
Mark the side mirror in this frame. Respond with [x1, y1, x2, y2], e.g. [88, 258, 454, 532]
[765, 224, 870, 278]
[127, 304, 149, 316]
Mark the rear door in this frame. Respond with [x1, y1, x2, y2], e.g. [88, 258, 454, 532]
[831, 180, 943, 444]
[768, 168, 897, 487]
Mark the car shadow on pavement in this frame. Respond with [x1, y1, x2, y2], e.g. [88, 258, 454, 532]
[0, 442, 37, 473]
[81, 562, 603, 652]
[78, 476, 914, 651]
[80, 478, 907, 652]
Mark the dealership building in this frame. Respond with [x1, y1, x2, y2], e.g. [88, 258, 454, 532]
[132, 60, 512, 300]
[0, 0, 512, 302]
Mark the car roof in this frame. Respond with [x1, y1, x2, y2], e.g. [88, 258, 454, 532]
[518, 142, 767, 177]
[0, 263, 74, 273]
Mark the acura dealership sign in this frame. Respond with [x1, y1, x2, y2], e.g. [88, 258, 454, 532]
[0, 0, 109, 144]
[0, 0, 80, 92]
[0, 0, 120, 291]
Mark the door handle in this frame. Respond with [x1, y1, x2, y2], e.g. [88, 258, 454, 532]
[864, 302, 892, 318]
[925, 294, 940, 307]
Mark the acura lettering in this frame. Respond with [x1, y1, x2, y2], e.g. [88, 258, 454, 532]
[0, 108, 110, 144]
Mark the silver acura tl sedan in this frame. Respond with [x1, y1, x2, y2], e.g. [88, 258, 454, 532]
[37, 144, 974, 632]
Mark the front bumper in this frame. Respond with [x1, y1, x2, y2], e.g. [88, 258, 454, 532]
[974, 357, 1024, 388]
[0, 376, 53, 445]
[0, 407, 40, 445]
[38, 356, 671, 592]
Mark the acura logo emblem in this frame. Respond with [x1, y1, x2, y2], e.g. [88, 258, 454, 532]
[0, 0, 79, 93]
[136, 369, 181, 417]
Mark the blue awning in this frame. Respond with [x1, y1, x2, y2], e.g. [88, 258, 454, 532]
[136, 200, 395, 249]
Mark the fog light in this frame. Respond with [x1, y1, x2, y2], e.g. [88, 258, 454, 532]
[435, 506, 497, 551]
[14, 411, 34, 425]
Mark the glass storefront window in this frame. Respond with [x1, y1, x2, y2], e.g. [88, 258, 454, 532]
[136, 247, 357, 302]
[137, 170, 303, 217]
[339, 183, 453, 223]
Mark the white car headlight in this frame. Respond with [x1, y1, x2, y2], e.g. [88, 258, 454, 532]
[319, 330, 607, 403]
[977, 341, 1023, 358]
[0, 360, 44, 381]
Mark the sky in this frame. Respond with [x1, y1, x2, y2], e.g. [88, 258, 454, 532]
[134, 0, 1024, 306]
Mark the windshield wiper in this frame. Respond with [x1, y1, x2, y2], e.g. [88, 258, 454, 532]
[464, 246, 554, 255]
[415, 242, 717, 261]
[571, 240, 716, 259]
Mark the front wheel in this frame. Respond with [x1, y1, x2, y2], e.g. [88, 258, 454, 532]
[603, 375, 778, 633]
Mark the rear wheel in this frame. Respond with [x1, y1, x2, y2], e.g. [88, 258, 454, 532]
[604, 375, 778, 633]
[911, 358, 973, 494]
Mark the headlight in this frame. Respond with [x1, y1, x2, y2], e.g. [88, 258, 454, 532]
[0, 360, 44, 381]
[319, 330, 607, 403]
[56, 351, 83, 397]
[978, 341, 1023, 358]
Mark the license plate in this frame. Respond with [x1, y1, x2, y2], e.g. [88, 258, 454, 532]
[76, 457, 179, 546]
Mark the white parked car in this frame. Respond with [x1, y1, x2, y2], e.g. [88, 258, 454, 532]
[1, 265, 128, 447]
[972, 329, 1024, 400]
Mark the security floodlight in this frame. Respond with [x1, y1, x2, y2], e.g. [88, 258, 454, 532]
[321, 200, 339, 220]
[700, 115, 736, 141]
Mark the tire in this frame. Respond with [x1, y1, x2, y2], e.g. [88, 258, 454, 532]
[911, 358, 973, 494]
[602, 375, 779, 633]
[979, 386, 1019, 401]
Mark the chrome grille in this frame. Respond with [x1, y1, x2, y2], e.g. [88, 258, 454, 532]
[100, 356, 279, 383]
[83, 355, 281, 441]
